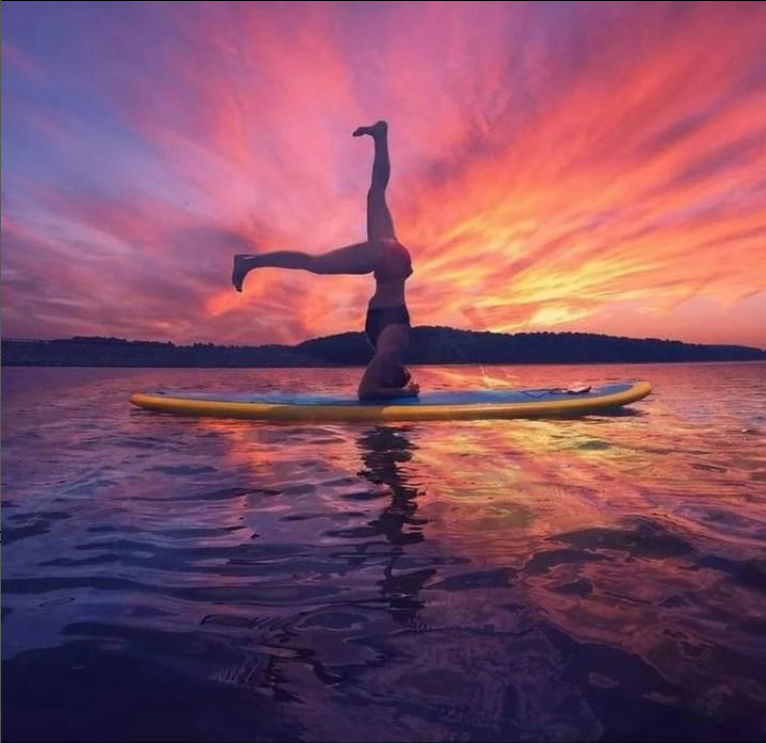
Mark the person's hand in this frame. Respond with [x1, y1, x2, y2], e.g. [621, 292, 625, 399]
[405, 381, 421, 396]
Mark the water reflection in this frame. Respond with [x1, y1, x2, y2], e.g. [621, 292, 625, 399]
[2, 364, 765, 742]
[355, 426, 433, 625]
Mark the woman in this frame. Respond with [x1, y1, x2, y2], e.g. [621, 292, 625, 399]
[232, 121, 418, 401]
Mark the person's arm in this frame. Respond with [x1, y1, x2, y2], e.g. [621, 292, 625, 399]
[358, 383, 420, 401]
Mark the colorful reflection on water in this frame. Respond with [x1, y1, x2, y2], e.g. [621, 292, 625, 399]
[2, 363, 765, 741]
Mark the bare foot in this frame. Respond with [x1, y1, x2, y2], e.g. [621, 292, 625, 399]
[352, 120, 388, 138]
[232, 254, 253, 292]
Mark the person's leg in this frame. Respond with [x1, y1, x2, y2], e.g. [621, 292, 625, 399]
[353, 120, 396, 241]
[232, 120, 397, 292]
[232, 239, 389, 291]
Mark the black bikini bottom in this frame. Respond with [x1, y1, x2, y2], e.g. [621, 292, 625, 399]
[365, 305, 411, 348]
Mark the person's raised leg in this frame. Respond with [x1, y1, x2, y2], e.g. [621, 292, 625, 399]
[232, 240, 391, 291]
[233, 251, 306, 292]
[232, 120, 396, 292]
[353, 120, 396, 242]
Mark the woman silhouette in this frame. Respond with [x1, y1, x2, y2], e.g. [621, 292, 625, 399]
[232, 121, 418, 401]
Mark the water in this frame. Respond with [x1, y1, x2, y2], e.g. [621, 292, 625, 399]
[2, 363, 765, 742]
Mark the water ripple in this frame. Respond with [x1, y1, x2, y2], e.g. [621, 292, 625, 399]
[3, 364, 766, 741]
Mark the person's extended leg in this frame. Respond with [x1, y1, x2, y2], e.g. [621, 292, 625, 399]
[232, 239, 389, 291]
[353, 120, 396, 241]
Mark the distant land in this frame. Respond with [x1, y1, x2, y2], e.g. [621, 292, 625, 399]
[2, 328, 765, 367]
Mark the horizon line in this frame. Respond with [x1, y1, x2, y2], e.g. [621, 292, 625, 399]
[1, 327, 764, 353]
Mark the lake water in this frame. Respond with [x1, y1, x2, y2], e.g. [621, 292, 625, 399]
[2, 363, 765, 741]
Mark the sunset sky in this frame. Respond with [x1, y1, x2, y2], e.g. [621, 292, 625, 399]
[2, 1, 765, 348]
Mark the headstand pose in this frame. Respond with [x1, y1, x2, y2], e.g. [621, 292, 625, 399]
[232, 121, 418, 401]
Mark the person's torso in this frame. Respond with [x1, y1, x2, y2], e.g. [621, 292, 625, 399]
[369, 241, 412, 308]
[369, 278, 407, 308]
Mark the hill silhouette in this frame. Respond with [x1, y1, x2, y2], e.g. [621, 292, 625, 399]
[2, 327, 764, 367]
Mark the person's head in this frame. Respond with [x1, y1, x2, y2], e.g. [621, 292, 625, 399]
[382, 364, 412, 389]
[375, 325, 411, 389]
